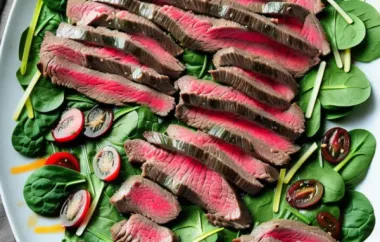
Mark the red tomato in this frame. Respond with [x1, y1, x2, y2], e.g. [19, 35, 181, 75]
[52, 109, 84, 143]
[60, 190, 91, 228]
[46, 152, 80, 172]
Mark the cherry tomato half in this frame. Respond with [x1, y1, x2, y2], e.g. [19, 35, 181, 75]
[286, 179, 324, 209]
[93, 146, 120, 182]
[317, 212, 341, 239]
[321, 127, 351, 164]
[46, 152, 80, 172]
[84, 106, 113, 139]
[52, 109, 84, 143]
[60, 190, 91, 228]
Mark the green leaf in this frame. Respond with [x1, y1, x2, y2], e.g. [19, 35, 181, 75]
[325, 106, 354, 120]
[24, 111, 59, 139]
[66, 93, 97, 111]
[341, 191, 375, 242]
[30, 77, 65, 113]
[23, 165, 86, 216]
[336, 12, 366, 50]
[181, 50, 213, 78]
[43, 0, 67, 12]
[12, 119, 45, 157]
[19, 28, 29, 61]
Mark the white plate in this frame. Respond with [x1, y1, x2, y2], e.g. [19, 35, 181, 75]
[1, 0, 380, 241]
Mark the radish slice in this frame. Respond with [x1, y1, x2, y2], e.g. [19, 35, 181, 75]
[60, 190, 91, 228]
[52, 109, 84, 143]
[93, 146, 121, 182]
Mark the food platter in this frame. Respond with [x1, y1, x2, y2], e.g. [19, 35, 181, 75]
[1, 0, 380, 241]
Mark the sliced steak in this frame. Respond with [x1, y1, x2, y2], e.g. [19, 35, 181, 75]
[56, 23, 184, 78]
[125, 139, 252, 229]
[176, 76, 305, 140]
[41, 33, 176, 95]
[110, 214, 178, 242]
[153, 5, 318, 76]
[67, 0, 182, 56]
[175, 104, 300, 165]
[234, 219, 336, 242]
[234, 0, 325, 14]
[110, 175, 181, 224]
[213, 47, 298, 90]
[94, 0, 160, 20]
[38, 53, 175, 116]
[143, 131, 264, 195]
[166, 124, 279, 183]
[210, 67, 295, 109]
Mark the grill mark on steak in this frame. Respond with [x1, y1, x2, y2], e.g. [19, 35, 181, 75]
[210, 67, 295, 109]
[176, 76, 305, 140]
[110, 175, 181, 224]
[166, 124, 279, 183]
[67, 0, 183, 56]
[56, 22, 184, 78]
[143, 131, 264, 195]
[111, 214, 178, 242]
[38, 53, 175, 116]
[41, 32, 176, 95]
[125, 139, 252, 229]
[176, 104, 300, 165]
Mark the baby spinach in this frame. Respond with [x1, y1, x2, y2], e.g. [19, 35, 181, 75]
[12, 119, 45, 157]
[43, 0, 67, 12]
[335, 12, 366, 50]
[335, 129, 376, 188]
[129, 107, 161, 139]
[341, 191, 375, 242]
[66, 93, 97, 110]
[23, 165, 86, 216]
[325, 107, 354, 120]
[30, 77, 65, 113]
[23, 111, 59, 139]
[182, 50, 213, 79]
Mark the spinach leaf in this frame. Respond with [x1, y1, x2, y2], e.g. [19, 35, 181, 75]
[12, 119, 45, 157]
[299, 91, 321, 137]
[337, 129, 376, 188]
[24, 111, 59, 139]
[23, 165, 86, 216]
[336, 12, 366, 50]
[325, 107, 354, 120]
[182, 50, 213, 79]
[66, 93, 97, 111]
[341, 191, 375, 242]
[130, 107, 161, 139]
[43, 0, 67, 12]
[19, 28, 29, 61]
[30, 77, 65, 113]
[341, 1, 380, 62]
[171, 206, 219, 242]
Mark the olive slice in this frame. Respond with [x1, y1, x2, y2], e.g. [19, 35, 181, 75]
[286, 179, 324, 209]
[321, 127, 350, 164]
[317, 212, 341, 239]
[93, 146, 121, 182]
[84, 106, 113, 139]
[60, 190, 91, 228]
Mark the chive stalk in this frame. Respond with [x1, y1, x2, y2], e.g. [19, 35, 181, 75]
[306, 61, 326, 119]
[326, 0, 353, 24]
[285, 207, 312, 225]
[332, 45, 343, 68]
[20, 0, 43, 75]
[284, 143, 318, 184]
[273, 169, 286, 213]
[25, 98, 34, 119]
[13, 71, 41, 121]
[344, 49, 351, 73]
[191, 228, 224, 242]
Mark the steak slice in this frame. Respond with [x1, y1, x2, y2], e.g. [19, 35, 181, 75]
[175, 104, 300, 165]
[110, 214, 178, 242]
[56, 23, 184, 78]
[143, 131, 264, 195]
[110, 175, 181, 224]
[166, 124, 279, 183]
[153, 5, 318, 76]
[94, 0, 160, 20]
[210, 67, 295, 109]
[38, 53, 175, 116]
[234, 0, 325, 14]
[234, 219, 336, 242]
[213, 48, 298, 90]
[176, 76, 305, 140]
[67, 0, 182, 56]
[125, 139, 252, 229]
[41, 33, 176, 95]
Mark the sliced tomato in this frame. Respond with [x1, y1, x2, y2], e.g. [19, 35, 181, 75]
[60, 190, 91, 228]
[84, 106, 113, 139]
[317, 212, 341, 239]
[93, 146, 120, 182]
[321, 127, 351, 164]
[52, 109, 84, 143]
[46, 152, 80, 172]
[286, 179, 324, 209]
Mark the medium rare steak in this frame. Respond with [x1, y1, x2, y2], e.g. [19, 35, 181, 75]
[234, 219, 336, 242]
[210, 67, 295, 109]
[56, 23, 184, 78]
[67, 0, 182, 56]
[111, 214, 178, 242]
[110, 175, 181, 224]
[234, 0, 325, 14]
[213, 48, 298, 90]
[175, 104, 300, 165]
[41, 33, 176, 95]
[94, 0, 160, 20]
[176, 76, 305, 140]
[153, 5, 319, 76]
[38, 53, 175, 116]
[166, 124, 279, 183]
[143, 131, 264, 195]
[125, 139, 252, 229]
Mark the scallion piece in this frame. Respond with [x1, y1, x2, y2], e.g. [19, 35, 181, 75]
[306, 61, 326, 119]
[284, 143, 318, 184]
[344, 49, 351, 73]
[273, 169, 286, 213]
[13, 70, 41, 121]
[326, 0, 353, 24]
[191, 228, 224, 242]
[20, 0, 43, 75]
[285, 207, 312, 225]
[25, 98, 34, 119]
[332, 45, 343, 68]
